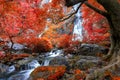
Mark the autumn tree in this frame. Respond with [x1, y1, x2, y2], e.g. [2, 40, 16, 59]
[0, 0, 65, 52]
[65, 0, 120, 79]
[0, 0, 46, 50]
[81, 0, 110, 44]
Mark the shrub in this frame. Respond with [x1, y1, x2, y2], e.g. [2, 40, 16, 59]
[32, 37, 53, 53]
[17, 37, 53, 53]
[57, 34, 72, 49]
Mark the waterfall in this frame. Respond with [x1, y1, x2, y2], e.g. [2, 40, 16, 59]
[40, 0, 51, 8]
[73, 4, 83, 41]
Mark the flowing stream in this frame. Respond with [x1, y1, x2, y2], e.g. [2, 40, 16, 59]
[0, 49, 63, 80]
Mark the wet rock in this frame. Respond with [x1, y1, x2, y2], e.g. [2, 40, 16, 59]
[60, 69, 86, 80]
[49, 56, 70, 70]
[49, 56, 70, 71]
[78, 44, 108, 56]
[29, 66, 66, 80]
[11, 53, 31, 61]
[65, 55, 104, 71]
[0, 53, 32, 65]
[17, 57, 34, 66]
[74, 56, 103, 70]
[0, 63, 15, 78]
[6, 60, 40, 80]
[44, 49, 63, 57]
[0, 63, 8, 76]
[16, 60, 40, 71]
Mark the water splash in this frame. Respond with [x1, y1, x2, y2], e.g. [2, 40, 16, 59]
[4, 60, 40, 80]
[43, 49, 63, 66]
[47, 49, 63, 57]
[7, 65, 15, 74]
[8, 70, 33, 80]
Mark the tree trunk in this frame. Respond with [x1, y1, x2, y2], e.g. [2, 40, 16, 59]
[97, 0, 120, 61]
[65, 0, 120, 61]
[65, 0, 120, 79]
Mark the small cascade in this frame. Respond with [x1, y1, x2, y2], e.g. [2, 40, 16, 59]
[0, 60, 40, 80]
[0, 64, 15, 74]
[0, 49, 63, 80]
[73, 4, 83, 41]
[7, 60, 40, 80]
[7, 65, 15, 74]
[43, 49, 63, 66]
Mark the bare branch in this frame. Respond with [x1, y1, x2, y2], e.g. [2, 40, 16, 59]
[65, 0, 87, 7]
[84, 1, 108, 17]
[59, 2, 84, 22]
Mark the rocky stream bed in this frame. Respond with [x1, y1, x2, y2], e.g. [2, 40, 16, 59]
[0, 44, 120, 80]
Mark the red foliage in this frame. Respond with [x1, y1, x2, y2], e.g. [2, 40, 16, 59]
[30, 66, 66, 80]
[74, 69, 81, 74]
[112, 76, 120, 80]
[11, 53, 30, 61]
[57, 34, 82, 54]
[32, 37, 53, 53]
[0, 0, 65, 48]
[18, 37, 53, 53]
[81, 0, 110, 43]
[73, 69, 86, 80]
[57, 34, 72, 48]
[0, 51, 5, 58]
[104, 70, 120, 80]
[0, 53, 30, 63]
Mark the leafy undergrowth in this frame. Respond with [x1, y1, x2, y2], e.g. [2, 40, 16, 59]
[18, 37, 53, 53]
[29, 65, 120, 80]
[0, 52, 31, 64]
[30, 66, 66, 80]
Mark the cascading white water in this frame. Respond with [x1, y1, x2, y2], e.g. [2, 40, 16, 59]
[7, 65, 15, 74]
[43, 49, 63, 66]
[73, 4, 83, 41]
[0, 49, 63, 80]
[7, 60, 40, 80]
[0, 60, 40, 80]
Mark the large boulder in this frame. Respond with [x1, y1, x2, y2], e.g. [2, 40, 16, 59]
[78, 44, 108, 56]
[49, 56, 69, 66]
[29, 66, 66, 80]
[74, 56, 103, 70]
[49, 56, 70, 70]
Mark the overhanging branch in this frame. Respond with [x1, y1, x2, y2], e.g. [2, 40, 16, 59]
[84, 1, 108, 17]
[65, 0, 87, 7]
[59, 1, 84, 22]
[59, 0, 109, 23]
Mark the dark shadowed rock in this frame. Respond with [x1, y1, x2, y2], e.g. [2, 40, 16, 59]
[74, 56, 103, 70]
[49, 56, 70, 70]
[77, 44, 109, 56]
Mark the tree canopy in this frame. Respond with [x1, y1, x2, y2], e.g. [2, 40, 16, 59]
[0, 0, 120, 80]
